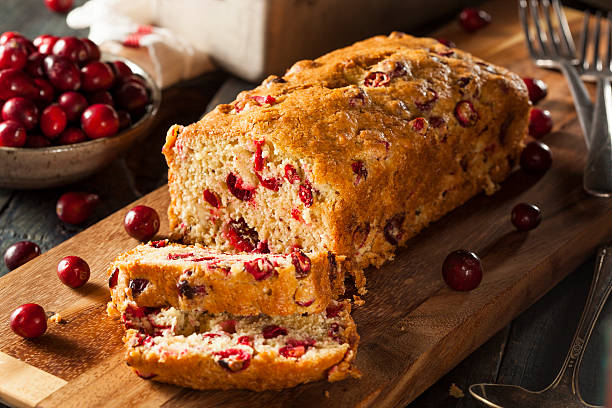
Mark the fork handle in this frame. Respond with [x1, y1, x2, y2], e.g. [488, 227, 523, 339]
[550, 245, 612, 397]
[559, 60, 593, 147]
[583, 77, 612, 197]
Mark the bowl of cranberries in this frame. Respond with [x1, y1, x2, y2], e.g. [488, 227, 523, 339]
[0, 32, 161, 189]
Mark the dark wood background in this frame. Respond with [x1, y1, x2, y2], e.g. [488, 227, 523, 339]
[0, 0, 609, 407]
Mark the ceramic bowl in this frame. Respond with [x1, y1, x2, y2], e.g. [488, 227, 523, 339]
[0, 54, 161, 190]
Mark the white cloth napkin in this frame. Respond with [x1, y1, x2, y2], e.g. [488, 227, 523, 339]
[66, 0, 215, 89]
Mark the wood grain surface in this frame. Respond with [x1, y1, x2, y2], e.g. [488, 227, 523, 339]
[0, 1, 610, 407]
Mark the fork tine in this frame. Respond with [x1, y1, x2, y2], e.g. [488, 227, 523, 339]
[542, 0, 562, 56]
[607, 12, 612, 70]
[592, 12, 602, 70]
[552, 0, 577, 58]
[528, 0, 552, 56]
[519, 0, 541, 60]
[579, 10, 591, 68]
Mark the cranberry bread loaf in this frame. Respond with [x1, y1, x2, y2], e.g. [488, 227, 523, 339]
[163, 32, 529, 272]
[122, 301, 359, 391]
[107, 240, 345, 317]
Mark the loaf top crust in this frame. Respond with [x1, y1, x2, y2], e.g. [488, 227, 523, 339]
[165, 31, 529, 196]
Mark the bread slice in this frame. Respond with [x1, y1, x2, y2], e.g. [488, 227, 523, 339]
[122, 301, 359, 391]
[162, 32, 529, 274]
[107, 240, 345, 317]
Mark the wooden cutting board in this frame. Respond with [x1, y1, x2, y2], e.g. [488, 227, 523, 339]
[1, 2, 609, 407]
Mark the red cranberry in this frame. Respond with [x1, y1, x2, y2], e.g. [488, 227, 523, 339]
[45, 0, 74, 13]
[415, 89, 438, 111]
[442, 250, 483, 291]
[25, 134, 51, 148]
[58, 92, 88, 122]
[114, 81, 149, 113]
[108, 60, 132, 79]
[214, 348, 251, 372]
[117, 110, 131, 130]
[108, 268, 118, 288]
[52, 37, 87, 65]
[226, 173, 255, 201]
[325, 302, 344, 318]
[2, 97, 38, 130]
[57, 256, 90, 288]
[10, 303, 47, 338]
[124, 205, 160, 241]
[58, 127, 87, 145]
[81, 104, 119, 139]
[528, 108, 553, 138]
[4, 241, 41, 270]
[291, 250, 311, 278]
[81, 61, 114, 92]
[116, 74, 147, 89]
[522, 77, 548, 104]
[36, 35, 57, 55]
[219, 319, 237, 334]
[364, 71, 390, 87]
[454, 100, 478, 127]
[203, 189, 221, 208]
[351, 161, 367, 184]
[43, 54, 81, 91]
[40, 104, 67, 139]
[520, 140, 552, 173]
[0, 41, 27, 70]
[298, 182, 313, 207]
[25, 52, 46, 77]
[56, 192, 100, 224]
[0, 32, 24, 45]
[33, 78, 54, 105]
[80, 38, 100, 62]
[237, 335, 252, 346]
[0, 120, 26, 147]
[511, 202, 542, 231]
[262, 325, 287, 339]
[87, 90, 113, 106]
[459, 8, 491, 32]
[0, 68, 38, 100]
[244, 258, 274, 280]
[437, 38, 456, 47]
[383, 214, 405, 246]
[284, 164, 300, 184]
[223, 218, 259, 252]
[129, 278, 150, 297]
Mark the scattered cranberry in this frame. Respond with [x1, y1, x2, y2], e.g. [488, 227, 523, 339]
[364, 71, 390, 87]
[459, 8, 491, 32]
[442, 250, 483, 291]
[291, 250, 311, 278]
[117, 110, 132, 130]
[528, 108, 553, 138]
[4, 240, 41, 270]
[58, 127, 87, 145]
[454, 100, 478, 127]
[214, 348, 251, 372]
[352, 161, 367, 184]
[0, 41, 27, 70]
[36, 35, 57, 54]
[44, 0, 74, 13]
[52, 37, 87, 65]
[218, 319, 237, 334]
[114, 81, 148, 113]
[10, 303, 47, 338]
[226, 172, 255, 202]
[124, 205, 160, 241]
[58, 91, 88, 122]
[33, 34, 54, 47]
[203, 189, 221, 208]
[40, 104, 67, 139]
[298, 183, 313, 207]
[87, 90, 113, 106]
[108, 268, 118, 288]
[25, 52, 46, 77]
[284, 164, 300, 184]
[383, 214, 405, 246]
[0, 32, 24, 45]
[33, 78, 54, 105]
[522, 77, 548, 104]
[108, 60, 132, 79]
[520, 140, 552, 173]
[244, 258, 274, 280]
[81, 61, 114, 92]
[56, 192, 100, 224]
[80, 38, 100, 62]
[224, 218, 259, 252]
[511, 202, 542, 231]
[2, 97, 38, 130]
[81, 104, 119, 139]
[0, 68, 38, 100]
[0, 120, 27, 147]
[262, 325, 288, 339]
[437, 38, 456, 47]
[25, 134, 51, 147]
[129, 278, 149, 296]
[57, 256, 90, 288]
[43, 54, 81, 91]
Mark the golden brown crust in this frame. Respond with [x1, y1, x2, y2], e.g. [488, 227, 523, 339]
[123, 303, 359, 391]
[163, 32, 529, 272]
[108, 242, 346, 316]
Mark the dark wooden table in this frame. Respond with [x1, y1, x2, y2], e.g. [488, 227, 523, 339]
[0, 1, 609, 407]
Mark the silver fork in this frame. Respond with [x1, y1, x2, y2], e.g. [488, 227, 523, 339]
[519, 0, 593, 147]
[581, 11, 612, 197]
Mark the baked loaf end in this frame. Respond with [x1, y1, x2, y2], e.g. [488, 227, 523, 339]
[163, 32, 529, 271]
[122, 301, 359, 391]
[107, 240, 345, 317]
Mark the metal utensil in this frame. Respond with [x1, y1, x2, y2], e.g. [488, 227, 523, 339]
[469, 244, 612, 407]
[580, 11, 612, 197]
[519, 0, 594, 145]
